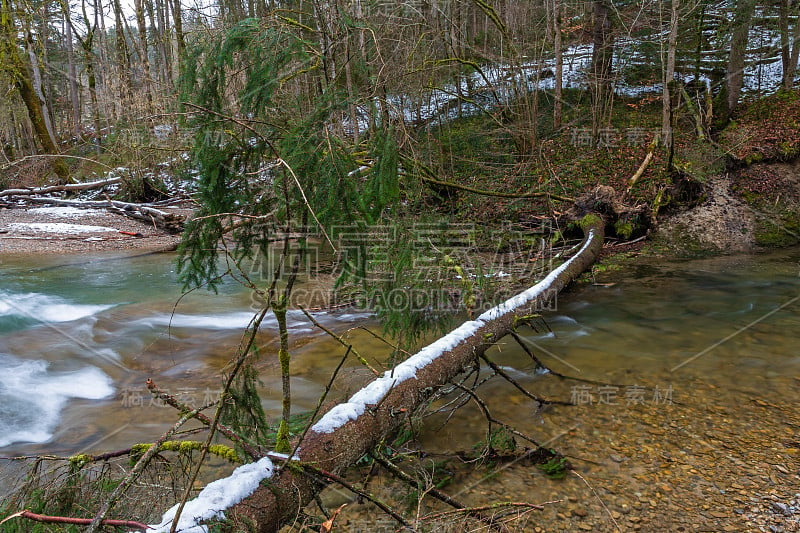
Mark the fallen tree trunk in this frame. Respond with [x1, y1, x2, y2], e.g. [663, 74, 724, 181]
[149, 215, 604, 532]
[0, 176, 122, 198]
[21, 197, 184, 233]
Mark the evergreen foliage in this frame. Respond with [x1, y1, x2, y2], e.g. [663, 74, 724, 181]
[175, 15, 471, 342]
[174, 15, 465, 451]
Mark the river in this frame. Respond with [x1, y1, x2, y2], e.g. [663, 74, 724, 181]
[0, 250, 376, 459]
[0, 247, 798, 521]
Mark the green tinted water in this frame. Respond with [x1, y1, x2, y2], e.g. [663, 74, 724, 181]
[0, 247, 797, 464]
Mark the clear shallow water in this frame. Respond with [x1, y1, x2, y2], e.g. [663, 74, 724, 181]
[419, 248, 800, 449]
[0, 251, 374, 455]
[0, 247, 798, 462]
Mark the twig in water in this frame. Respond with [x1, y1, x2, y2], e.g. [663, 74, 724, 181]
[299, 305, 379, 376]
[479, 352, 571, 406]
[453, 384, 541, 449]
[288, 345, 353, 464]
[300, 463, 418, 532]
[572, 470, 622, 532]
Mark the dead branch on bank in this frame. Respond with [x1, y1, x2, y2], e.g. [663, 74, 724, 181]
[626, 134, 659, 193]
[0, 176, 122, 197]
[0, 510, 148, 531]
[0, 175, 185, 233]
[20, 196, 185, 233]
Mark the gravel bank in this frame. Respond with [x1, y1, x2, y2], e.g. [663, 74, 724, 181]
[0, 205, 185, 255]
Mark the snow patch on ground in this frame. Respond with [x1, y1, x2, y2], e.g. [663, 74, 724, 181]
[6, 222, 118, 234]
[26, 207, 106, 218]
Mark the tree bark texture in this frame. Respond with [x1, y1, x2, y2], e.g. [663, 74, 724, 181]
[726, 0, 757, 115]
[662, 0, 679, 150]
[1, 0, 70, 181]
[591, 0, 614, 137]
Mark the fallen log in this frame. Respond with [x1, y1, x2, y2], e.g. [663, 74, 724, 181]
[148, 215, 605, 532]
[21, 197, 184, 234]
[0, 176, 122, 198]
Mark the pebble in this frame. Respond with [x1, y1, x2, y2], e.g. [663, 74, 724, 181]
[770, 502, 791, 516]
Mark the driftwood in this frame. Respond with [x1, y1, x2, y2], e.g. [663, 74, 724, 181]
[21, 197, 184, 233]
[154, 217, 604, 532]
[0, 177, 122, 198]
[0, 176, 184, 233]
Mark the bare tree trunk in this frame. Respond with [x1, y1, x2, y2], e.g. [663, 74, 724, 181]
[591, 0, 614, 141]
[112, 0, 132, 110]
[1, 0, 69, 181]
[134, 0, 154, 108]
[25, 32, 58, 148]
[781, 0, 790, 86]
[314, 0, 336, 85]
[725, 0, 756, 117]
[71, 15, 103, 154]
[64, 0, 102, 150]
[154, 0, 172, 87]
[64, 17, 82, 138]
[14, 60, 70, 181]
[782, 0, 800, 90]
[95, 0, 115, 123]
[171, 0, 184, 62]
[789, 20, 800, 90]
[662, 0, 679, 151]
[552, 0, 563, 130]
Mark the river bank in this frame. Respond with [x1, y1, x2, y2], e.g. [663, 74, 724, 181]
[0, 205, 183, 254]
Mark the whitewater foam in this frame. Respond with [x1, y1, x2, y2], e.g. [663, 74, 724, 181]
[0, 290, 113, 324]
[0, 354, 114, 448]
